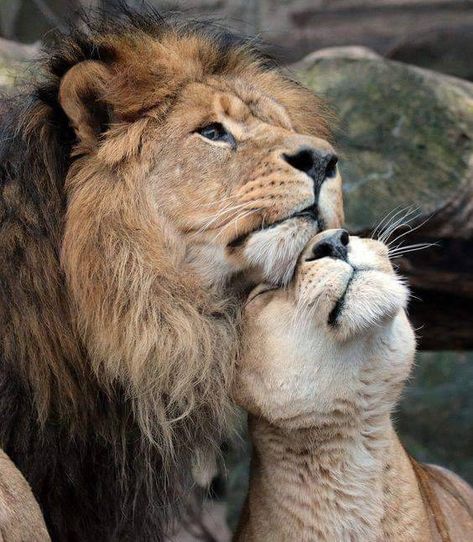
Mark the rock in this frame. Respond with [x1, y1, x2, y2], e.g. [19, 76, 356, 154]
[294, 48, 473, 349]
[299, 46, 381, 64]
[388, 24, 473, 82]
[398, 350, 473, 485]
[0, 37, 37, 89]
[294, 47, 473, 238]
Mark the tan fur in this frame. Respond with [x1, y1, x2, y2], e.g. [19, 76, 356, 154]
[0, 449, 50, 541]
[234, 233, 473, 541]
[57, 30, 343, 453]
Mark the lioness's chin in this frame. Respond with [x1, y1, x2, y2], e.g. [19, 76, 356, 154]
[242, 217, 319, 285]
[294, 235, 410, 341]
[329, 269, 409, 340]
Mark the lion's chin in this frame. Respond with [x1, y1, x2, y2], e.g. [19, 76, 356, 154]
[242, 217, 319, 285]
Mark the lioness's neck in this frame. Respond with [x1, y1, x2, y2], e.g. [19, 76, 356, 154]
[237, 412, 430, 542]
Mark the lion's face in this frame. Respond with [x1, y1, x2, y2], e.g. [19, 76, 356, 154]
[234, 234, 415, 429]
[59, 31, 343, 296]
[150, 80, 342, 287]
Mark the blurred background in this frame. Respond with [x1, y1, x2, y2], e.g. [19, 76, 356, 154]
[1, 1, 472, 540]
[2, 0, 473, 79]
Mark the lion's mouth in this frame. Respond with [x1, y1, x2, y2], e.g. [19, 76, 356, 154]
[227, 203, 319, 249]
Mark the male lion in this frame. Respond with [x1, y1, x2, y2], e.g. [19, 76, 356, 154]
[0, 8, 342, 541]
[234, 231, 473, 541]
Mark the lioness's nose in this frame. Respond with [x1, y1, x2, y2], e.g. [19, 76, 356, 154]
[283, 147, 338, 186]
[306, 229, 349, 262]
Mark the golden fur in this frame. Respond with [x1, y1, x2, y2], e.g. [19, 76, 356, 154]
[0, 8, 342, 539]
[58, 16, 342, 453]
[233, 232, 473, 541]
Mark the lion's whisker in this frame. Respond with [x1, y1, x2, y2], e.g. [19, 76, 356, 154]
[196, 194, 237, 208]
[191, 202, 254, 237]
[210, 207, 260, 242]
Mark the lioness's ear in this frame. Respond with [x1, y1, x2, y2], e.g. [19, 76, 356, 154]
[59, 61, 113, 147]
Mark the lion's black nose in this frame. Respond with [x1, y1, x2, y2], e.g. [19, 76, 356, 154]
[283, 147, 338, 187]
[307, 229, 349, 262]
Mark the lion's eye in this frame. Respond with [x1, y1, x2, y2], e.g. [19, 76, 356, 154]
[197, 123, 236, 147]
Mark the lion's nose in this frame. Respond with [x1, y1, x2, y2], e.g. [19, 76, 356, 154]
[306, 229, 349, 262]
[283, 147, 338, 186]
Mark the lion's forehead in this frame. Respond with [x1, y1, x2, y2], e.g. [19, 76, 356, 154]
[172, 78, 293, 135]
[98, 30, 329, 137]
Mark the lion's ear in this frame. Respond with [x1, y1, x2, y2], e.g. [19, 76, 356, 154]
[59, 61, 113, 146]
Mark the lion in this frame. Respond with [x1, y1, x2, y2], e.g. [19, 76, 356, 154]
[0, 7, 343, 541]
[233, 230, 473, 541]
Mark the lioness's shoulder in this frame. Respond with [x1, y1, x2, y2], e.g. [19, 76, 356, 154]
[0, 449, 50, 541]
[426, 463, 473, 542]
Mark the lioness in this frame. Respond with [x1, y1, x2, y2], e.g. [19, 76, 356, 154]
[234, 230, 473, 541]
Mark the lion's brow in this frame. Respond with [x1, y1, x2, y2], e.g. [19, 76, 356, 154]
[199, 80, 291, 129]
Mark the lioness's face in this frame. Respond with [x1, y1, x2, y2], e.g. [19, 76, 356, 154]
[148, 79, 342, 286]
[234, 234, 415, 428]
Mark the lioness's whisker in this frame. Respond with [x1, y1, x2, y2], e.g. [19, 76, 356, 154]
[372, 205, 408, 240]
[386, 213, 435, 251]
[389, 240, 438, 253]
[389, 242, 438, 258]
[374, 205, 415, 242]
[377, 205, 421, 245]
[379, 206, 421, 245]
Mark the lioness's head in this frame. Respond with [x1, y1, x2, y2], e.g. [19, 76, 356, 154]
[43, 12, 342, 451]
[235, 233, 415, 429]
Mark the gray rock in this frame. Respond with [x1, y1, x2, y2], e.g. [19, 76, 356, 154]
[293, 47, 473, 236]
[0, 37, 37, 89]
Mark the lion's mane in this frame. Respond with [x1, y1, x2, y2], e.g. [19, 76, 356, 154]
[0, 7, 289, 541]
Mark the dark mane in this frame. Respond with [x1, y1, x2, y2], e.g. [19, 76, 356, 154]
[0, 6, 262, 541]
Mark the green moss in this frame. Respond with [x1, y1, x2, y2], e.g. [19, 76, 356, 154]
[298, 58, 473, 231]
[0, 59, 28, 88]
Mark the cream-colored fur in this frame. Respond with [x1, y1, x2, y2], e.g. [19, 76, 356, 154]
[0, 449, 50, 541]
[234, 232, 473, 541]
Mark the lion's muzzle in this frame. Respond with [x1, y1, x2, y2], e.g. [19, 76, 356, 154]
[283, 146, 338, 195]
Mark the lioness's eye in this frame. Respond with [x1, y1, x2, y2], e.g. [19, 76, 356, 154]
[197, 123, 236, 147]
